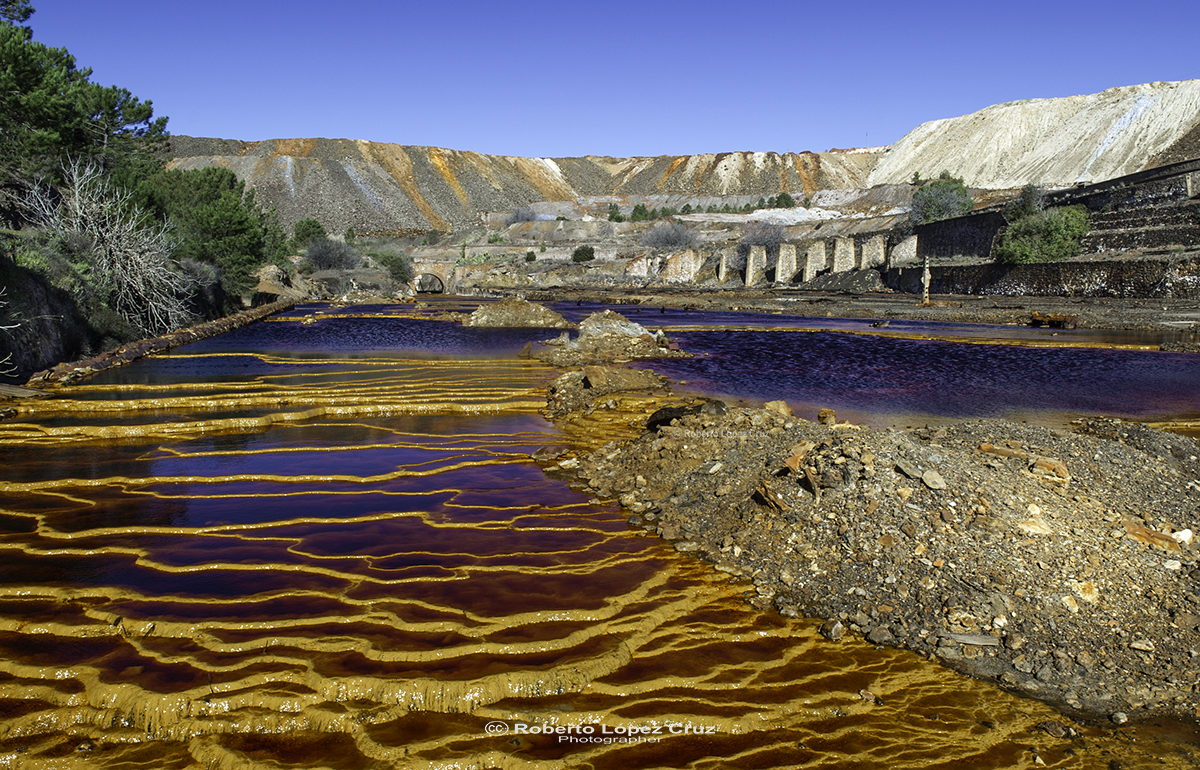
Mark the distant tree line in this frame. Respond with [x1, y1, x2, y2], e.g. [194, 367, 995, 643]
[608, 193, 800, 222]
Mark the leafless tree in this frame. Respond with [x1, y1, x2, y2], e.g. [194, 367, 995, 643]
[0, 287, 17, 376]
[22, 159, 193, 335]
[733, 222, 786, 271]
[640, 221, 699, 250]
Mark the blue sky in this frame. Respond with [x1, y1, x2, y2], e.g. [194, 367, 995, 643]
[28, 0, 1200, 158]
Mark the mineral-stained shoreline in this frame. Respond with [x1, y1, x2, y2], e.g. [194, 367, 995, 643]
[20, 299, 297, 386]
[542, 372, 1200, 725]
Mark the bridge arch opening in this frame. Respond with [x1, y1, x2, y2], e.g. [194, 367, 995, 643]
[414, 273, 445, 293]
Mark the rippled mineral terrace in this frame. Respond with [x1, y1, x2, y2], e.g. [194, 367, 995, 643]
[1, 302, 1197, 769]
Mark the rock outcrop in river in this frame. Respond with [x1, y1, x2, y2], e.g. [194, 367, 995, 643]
[462, 296, 574, 329]
[529, 309, 689, 367]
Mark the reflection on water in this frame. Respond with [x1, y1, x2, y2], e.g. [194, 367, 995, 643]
[1, 307, 1197, 768]
[632, 329, 1200, 427]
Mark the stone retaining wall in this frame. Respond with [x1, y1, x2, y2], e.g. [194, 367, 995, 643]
[884, 256, 1200, 298]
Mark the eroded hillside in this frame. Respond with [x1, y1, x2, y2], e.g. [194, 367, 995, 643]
[168, 138, 877, 233]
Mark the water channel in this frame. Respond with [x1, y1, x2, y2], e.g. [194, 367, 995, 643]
[1, 300, 1198, 768]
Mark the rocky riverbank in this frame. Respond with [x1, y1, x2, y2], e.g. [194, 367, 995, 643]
[540, 371, 1200, 726]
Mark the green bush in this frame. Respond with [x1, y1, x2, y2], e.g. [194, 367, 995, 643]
[487, 232, 506, 244]
[910, 171, 974, 224]
[993, 206, 1090, 264]
[1004, 184, 1045, 223]
[572, 245, 595, 262]
[293, 218, 326, 248]
[133, 166, 290, 297]
[525, 251, 536, 262]
[629, 204, 650, 222]
[368, 250, 411, 282]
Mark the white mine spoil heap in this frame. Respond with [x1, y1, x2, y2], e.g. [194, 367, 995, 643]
[867, 80, 1200, 190]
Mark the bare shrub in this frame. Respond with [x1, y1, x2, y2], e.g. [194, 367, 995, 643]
[0, 287, 17, 376]
[640, 221, 699, 250]
[22, 160, 193, 335]
[305, 237, 362, 271]
[737, 222, 786, 265]
[740, 222, 785, 251]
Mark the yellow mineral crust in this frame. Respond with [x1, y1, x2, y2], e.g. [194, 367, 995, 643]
[0, 347, 1192, 769]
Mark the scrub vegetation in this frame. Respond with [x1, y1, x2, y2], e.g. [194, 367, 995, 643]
[910, 171, 975, 224]
[993, 185, 1091, 264]
[0, 4, 292, 374]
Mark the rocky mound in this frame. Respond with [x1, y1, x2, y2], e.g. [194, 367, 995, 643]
[544, 366, 670, 418]
[547, 400, 1200, 724]
[530, 310, 690, 367]
[463, 297, 574, 328]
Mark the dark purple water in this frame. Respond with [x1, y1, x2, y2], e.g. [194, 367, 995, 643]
[632, 329, 1200, 426]
[545, 301, 1175, 347]
[180, 313, 551, 357]
[91, 302, 1200, 427]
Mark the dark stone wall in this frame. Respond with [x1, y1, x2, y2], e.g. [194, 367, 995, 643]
[1046, 158, 1200, 212]
[913, 212, 1006, 261]
[1083, 200, 1200, 253]
[907, 158, 1200, 262]
[884, 256, 1200, 298]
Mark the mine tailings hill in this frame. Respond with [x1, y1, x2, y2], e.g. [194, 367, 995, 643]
[868, 80, 1200, 190]
[167, 137, 876, 234]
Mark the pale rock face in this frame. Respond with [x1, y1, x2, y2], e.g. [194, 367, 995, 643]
[867, 80, 1200, 189]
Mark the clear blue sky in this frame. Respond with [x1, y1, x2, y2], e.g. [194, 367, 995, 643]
[27, 0, 1200, 158]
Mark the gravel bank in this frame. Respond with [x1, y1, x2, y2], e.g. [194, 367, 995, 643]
[543, 379, 1200, 725]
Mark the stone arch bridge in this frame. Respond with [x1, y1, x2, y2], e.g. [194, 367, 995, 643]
[410, 259, 456, 293]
